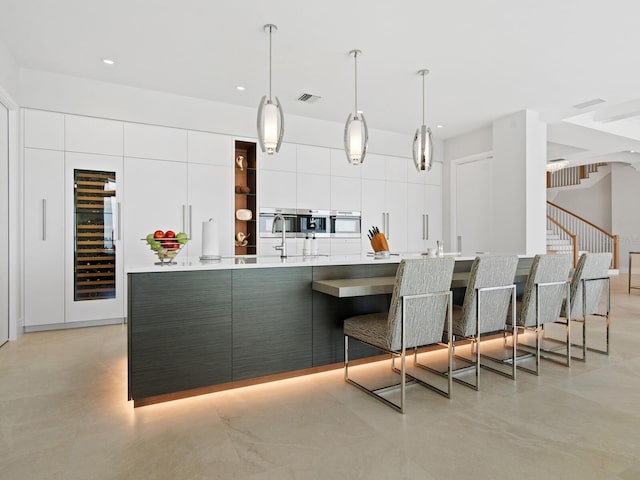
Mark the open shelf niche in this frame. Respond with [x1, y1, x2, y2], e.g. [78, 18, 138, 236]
[234, 141, 257, 255]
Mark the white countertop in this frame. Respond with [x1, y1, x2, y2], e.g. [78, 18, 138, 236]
[126, 252, 478, 273]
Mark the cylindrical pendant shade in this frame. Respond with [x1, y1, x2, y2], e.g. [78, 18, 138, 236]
[344, 113, 369, 165]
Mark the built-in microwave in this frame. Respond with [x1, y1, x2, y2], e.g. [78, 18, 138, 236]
[297, 209, 330, 237]
[259, 208, 298, 238]
[330, 210, 361, 238]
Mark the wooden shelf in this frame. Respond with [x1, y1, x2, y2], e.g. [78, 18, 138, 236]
[234, 141, 257, 256]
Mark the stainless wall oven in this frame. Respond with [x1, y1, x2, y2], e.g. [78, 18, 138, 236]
[297, 209, 330, 238]
[258, 208, 298, 237]
[330, 210, 361, 238]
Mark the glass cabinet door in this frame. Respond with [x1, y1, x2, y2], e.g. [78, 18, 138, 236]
[73, 169, 117, 301]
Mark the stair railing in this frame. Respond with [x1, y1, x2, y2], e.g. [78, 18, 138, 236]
[547, 201, 619, 268]
[547, 162, 607, 188]
[547, 215, 578, 267]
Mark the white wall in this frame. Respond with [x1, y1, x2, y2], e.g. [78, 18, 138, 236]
[551, 172, 612, 231]
[443, 110, 547, 255]
[0, 39, 18, 101]
[0, 42, 22, 340]
[611, 163, 640, 273]
[19, 68, 413, 159]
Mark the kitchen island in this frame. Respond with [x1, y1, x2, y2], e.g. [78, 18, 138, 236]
[127, 254, 533, 406]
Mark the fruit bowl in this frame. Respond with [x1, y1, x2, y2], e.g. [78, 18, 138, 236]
[143, 236, 188, 266]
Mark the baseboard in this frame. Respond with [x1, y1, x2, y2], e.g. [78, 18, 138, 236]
[24, 317, 125, 333]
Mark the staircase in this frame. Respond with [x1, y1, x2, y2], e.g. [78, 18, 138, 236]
[546, 162, 607, 188]
[546, 201, 619, 268]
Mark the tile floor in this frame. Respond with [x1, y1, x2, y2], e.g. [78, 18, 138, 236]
[1, 275, 639, 479]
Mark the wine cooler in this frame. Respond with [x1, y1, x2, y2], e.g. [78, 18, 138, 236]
[73, 169, 117, 301]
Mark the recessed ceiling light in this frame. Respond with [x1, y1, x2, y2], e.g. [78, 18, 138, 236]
[436, 124, 444, 128]
[630, 150, 636, 153]
[236, 85, 245, 91]
[102, 58, 115, 65]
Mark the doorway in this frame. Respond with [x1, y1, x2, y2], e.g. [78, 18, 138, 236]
[450, 153, 494, 256]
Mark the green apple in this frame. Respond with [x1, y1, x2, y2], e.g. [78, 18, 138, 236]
[176, 232, 188, 244]
[149, 240, 162, 251]
[146, 233, 154, 244]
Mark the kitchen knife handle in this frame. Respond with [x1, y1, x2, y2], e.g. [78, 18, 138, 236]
[42, 199, 46, 241]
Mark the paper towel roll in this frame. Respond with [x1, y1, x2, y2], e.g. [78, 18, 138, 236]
[202, 219, 220, 258]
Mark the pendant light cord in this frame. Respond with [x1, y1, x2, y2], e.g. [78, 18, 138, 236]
[354, 51, 358, 115]
[268, 26, 273, 101]
[421, 71, 425, 125]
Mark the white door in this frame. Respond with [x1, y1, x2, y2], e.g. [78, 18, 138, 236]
[65, 153, 124, 323]
[187, 163, 233, 257]
[0, 103, 8, 343]
[454, 157, 493, 255]
[24, 148, 65, 327]
[124, 157, 188, 266]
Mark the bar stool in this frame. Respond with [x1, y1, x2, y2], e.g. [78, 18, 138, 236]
[343, 257, 455, 414]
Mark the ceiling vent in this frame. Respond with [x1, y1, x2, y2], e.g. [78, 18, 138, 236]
[572, 98, 606, 109]
[297, 93, 322, 103]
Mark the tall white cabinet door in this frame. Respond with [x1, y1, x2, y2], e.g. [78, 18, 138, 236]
[406, 183, 427, 253]
[425, 184, 443, 249]
[385, 181, 408, 253]
[260, 169, 296, 208]
[187, 163, 233, 257]
[65, 115, 123, 156]
[124, 157, 188, 265]
[361, 179, 386, 253]
[24, 148, 65, 326]
[65, 153, 124, 323]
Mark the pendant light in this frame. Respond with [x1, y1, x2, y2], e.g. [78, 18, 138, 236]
[412, 69, 433, 172]
[344, 49, 369, 165]
[257, 24, 284, 154]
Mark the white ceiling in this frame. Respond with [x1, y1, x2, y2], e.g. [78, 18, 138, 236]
[1, 0, 640, 160]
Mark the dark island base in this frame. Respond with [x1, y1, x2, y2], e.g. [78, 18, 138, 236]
[128, 264, 397, 406]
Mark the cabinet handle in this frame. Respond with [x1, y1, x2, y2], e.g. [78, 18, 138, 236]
[182, 205, 186, 233]
[386, 213, 390, 240]
[425, 214, 429, 240]
[117, 202, 122, 241]
[189, 205, 193, 238]
[42, 199, 46, 241]
[457, 235, 462, 254]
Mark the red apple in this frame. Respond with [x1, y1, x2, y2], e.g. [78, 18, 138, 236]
[153, 230, 164, 239]
[165, 230, 176, 238]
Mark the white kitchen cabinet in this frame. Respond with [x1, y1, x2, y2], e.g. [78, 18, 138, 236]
[65, 152, 124, 323]
[331, 176, 361, 211]
[361, 153, 386, 180]
[385, 181, 408, 253]
[187, 163, 234, 257]
[361, 179, 408, 254]
[385, 156, 408, 184]
[297, 173, 330, 210]
[260, 141, 297, 172]
[297, 145, 330, 175]
[260, 169, 296, 208]
[361, 179, 386, 253]
[65, 115, 123, 156]
[24, 148, 65, 327]
[424, 161, 443, 185]
[124, 123, 187, 162]
[187, 130, 232, 166]
[425, 184, 443, 247]
[330, 148, 361, 178]
[123, 157, 188, 265]
[24, 109, 64, 151]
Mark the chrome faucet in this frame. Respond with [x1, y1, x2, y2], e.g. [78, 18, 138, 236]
[272, 213, 287, 258]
